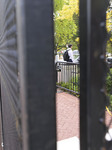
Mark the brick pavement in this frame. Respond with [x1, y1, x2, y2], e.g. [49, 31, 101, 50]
[106, 111, 112, 128]
[56, 90, 79, 141]
[56, 89, 112, 141]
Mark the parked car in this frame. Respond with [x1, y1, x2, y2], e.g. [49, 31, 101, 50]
[106, 57, 112, 68]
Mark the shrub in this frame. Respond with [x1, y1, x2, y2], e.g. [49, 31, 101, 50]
[106, 68, 112, 94]
[57, 74, 80, 96]
[106, 68, 112, 110]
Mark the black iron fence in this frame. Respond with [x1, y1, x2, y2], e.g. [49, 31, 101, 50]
[0, 0, 110, 149]
[56, 61, 80, 94]
[0, 0, 56, 150]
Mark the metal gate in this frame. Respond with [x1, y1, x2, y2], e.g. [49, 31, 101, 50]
[0, 0, 56, 150]
[0, 0, 111, 150]
[80, 0, 111, 149]
[0, 0, 21, 149]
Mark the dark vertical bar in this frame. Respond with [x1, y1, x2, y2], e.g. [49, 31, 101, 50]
[72, 65, 73, 91]
[59, 63, 62, 83]
[60, 63, 61, 83]
[78, 64, 80, 93]
[68, 64, 70, 89]
[16, 1, 56, 150]
[80, 0, 88, 146]
[75, 64, 76, 92]
[80, 0, 108, 150]
[58, 62, 59, 83]
[64, 63, 65, 83]
[65, 63, 66, 83]
[59, 63, 60, 83]
[73, 64, 75, 91]
[62, 63, 64, 83]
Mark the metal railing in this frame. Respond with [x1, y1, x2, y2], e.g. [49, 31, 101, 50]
[56, 61, 80, 94]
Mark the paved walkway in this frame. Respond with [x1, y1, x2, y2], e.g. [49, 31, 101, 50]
[56, 89, 79, 141]
[56, 89, 112, 142]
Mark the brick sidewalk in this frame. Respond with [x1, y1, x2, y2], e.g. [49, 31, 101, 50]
[56, 90, 79, 141]
[56, 90, 112, 141]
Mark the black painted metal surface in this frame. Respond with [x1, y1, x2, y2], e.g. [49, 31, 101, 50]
[0, 0, 110, 149]
[80, 0, 109, 150]
[17, 0, 56, 150]
[0, 0, 56, 150]
[0, 0, 22, 150]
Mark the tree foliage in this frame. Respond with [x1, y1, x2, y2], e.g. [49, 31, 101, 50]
[54, 0, 65, 13]
[54, 0, 112, 52]
[57, 0, 79, 20]
[106, 4, 112, 54]
[106, 9, 112, 33]
[54, 0, 79, 51]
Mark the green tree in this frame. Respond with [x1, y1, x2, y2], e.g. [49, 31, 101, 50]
[106, 4, 112, 54]
[54, 0, 79, 51]
[55, 19, 77, 48]
[54, 0, 64, 13]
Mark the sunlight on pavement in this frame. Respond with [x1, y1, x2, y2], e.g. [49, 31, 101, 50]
[57, 137, 80, 150]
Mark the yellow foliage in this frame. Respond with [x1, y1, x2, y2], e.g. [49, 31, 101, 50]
[57, 0, 79, 20]
[110, 37, 112, 42]
[75, 37, 79, 42]
[106, 9, 112, 32]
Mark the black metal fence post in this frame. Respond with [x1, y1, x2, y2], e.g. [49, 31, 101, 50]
[80, 0, 109, 150]
[16, 1, 56, 150]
